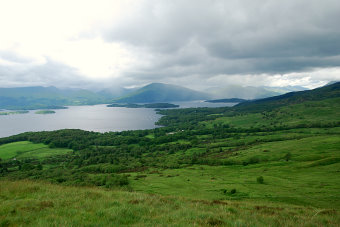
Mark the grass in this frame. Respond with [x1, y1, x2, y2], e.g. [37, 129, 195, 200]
[126, 134, 340, 209]
[2, 134, 339, 210]
[0, 179, 339, 226]
[206, 98, 340, 129]
[0, 141, 72, 160]
[129, 163, 340, 209]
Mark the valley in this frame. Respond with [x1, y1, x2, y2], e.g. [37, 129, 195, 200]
[0, 82, 339, 226]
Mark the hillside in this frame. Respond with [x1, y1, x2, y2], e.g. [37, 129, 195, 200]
[205, 85, 308, 100]
[0, 86, 109, 110]
[234, 82, 340, 112]
[114, 83, 210, 103]
[206, 85, 281, 99]
[0, 82, 339, 225]
[1, 180, 338, 226]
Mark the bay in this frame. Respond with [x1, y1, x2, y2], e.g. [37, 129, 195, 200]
[0, 102, 236, 138]
[0, 105, 161, 138]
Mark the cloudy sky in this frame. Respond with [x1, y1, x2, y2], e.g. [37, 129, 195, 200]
[1, 0, 340, 90]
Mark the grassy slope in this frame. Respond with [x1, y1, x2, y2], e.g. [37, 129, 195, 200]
[1, 180, 339, 227]
[125, 94, 340, 209]
[127, 134, 340, 209]
[0, 141, 71, 160]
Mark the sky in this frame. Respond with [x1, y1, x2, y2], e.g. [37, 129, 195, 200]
[0, 0, 340, 90]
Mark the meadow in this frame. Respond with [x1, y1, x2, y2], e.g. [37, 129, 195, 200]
[0, 141, 71, 160]
[1, 180, 339, 226]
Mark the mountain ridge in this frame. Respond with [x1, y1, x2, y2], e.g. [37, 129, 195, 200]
[114, 83, 211, 103]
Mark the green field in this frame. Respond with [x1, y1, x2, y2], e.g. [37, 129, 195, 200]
[0, 141, 72, 160]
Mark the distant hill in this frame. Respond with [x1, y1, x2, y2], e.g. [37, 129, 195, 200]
[0, 86, 110, 110]
[235, 82, 340, 112]
[206, 85, 282, 99]
[205, 85, 308, 99]
[325, 81, 339, 86]
[114, 83, 210, 103]
[263, 85, 308, 94]
[107, 103, 179, 108]
[97, 86, 137, 99]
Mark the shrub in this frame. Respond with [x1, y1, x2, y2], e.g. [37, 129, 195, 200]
[230, 188, 237, 194]
[106, 174, 129, 188]
[257, 176, 264, 184]
[284, 152, 292, 161]
[249, 156, 260, 164]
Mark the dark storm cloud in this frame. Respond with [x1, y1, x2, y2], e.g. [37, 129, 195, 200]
[0, 57, 90, 88]
[102, 0, 340, 80]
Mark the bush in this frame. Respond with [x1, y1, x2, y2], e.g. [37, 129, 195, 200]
[105, 174, 129, 188]
[230, 188, 237, 194]
[249, 156, 260, 164]
[257, 176, 264, 184]
[284, 152, 292, 161]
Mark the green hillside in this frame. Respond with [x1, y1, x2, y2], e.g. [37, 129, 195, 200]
[0, 82, 339, 226]
[206, 85, 307, 100]
[235, 82, 340, 112]
[1, 180, 338, 226]
[206, 85, 282, 99]
[114, 83, 210, 103]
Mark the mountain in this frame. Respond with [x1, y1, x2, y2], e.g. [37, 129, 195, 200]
[263, 85, 308, 94]
[325, 81, 339, 86]
[96, 86, 138, 99]
[0, 86, 110, 110]
[114, 83, 211, 103]
[235, 82, 340, 112]
[206, 85, 282, 99]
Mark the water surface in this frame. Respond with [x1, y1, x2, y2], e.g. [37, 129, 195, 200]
[0, 105, 161, 138]
[0, 102, 236, 138]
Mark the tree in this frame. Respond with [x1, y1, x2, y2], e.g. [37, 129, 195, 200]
[257, 176, 264, 184]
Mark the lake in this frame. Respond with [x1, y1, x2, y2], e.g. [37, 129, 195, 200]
[0, 102, 236, 138]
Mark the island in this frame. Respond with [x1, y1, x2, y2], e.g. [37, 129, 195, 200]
[0, 110, 29, 116]
[35, 110, 56, 114]
[205, 98, 247, 103]
[107, 103, 179, 108]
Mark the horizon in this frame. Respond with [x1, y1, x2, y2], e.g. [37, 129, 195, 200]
[1, 0, 340, 90]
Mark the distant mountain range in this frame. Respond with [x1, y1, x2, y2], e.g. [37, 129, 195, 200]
[0, 86, 108, 110]
[205, 85, 307, 99]
[0, 82, 311, 110]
